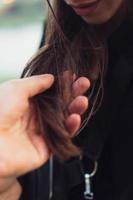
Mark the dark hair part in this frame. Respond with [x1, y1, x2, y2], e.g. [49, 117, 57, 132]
[21, 0, 106, 160]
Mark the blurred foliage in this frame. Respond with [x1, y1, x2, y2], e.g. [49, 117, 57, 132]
[0, 0, 48, 82]
[0, 75, 16, 83]
[0, 0, 47, 27]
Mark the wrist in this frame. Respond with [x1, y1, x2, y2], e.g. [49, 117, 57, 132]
[0, 179, 22, 200]
[0, 177, 16, 193]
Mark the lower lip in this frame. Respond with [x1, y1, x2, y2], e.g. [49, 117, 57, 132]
[72, 1, 99, 16]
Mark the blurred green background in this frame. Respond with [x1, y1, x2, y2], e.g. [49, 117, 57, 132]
[0, 0, 47, 82]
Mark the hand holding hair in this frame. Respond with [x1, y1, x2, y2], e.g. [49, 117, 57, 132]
[0, 74, 89, 179]
[27, 71, 90, 161]
[0, 75, 54, 177]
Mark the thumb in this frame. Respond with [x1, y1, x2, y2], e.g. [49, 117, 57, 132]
[20, 74, 54, 98]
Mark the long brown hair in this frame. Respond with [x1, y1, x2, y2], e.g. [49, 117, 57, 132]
[21, 0, 106, 161]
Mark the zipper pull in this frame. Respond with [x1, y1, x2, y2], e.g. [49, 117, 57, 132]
[84, 173, 93, 200]
[84, 161, 98, 200]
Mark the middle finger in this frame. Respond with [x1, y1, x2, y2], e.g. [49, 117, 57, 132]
[72, 77, 90, 97]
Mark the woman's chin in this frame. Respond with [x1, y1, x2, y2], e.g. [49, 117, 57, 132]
[81, 14, 113, 25]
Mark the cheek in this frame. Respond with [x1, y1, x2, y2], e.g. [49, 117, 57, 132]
[103, 0, 124, 19]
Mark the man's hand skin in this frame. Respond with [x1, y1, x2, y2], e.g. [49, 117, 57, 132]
[0, 74, 90, 199]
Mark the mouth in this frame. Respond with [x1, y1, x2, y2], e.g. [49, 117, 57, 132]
[69, 0, 100, 16]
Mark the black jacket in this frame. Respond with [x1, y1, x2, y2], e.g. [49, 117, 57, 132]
[19, 20, 133, 200]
